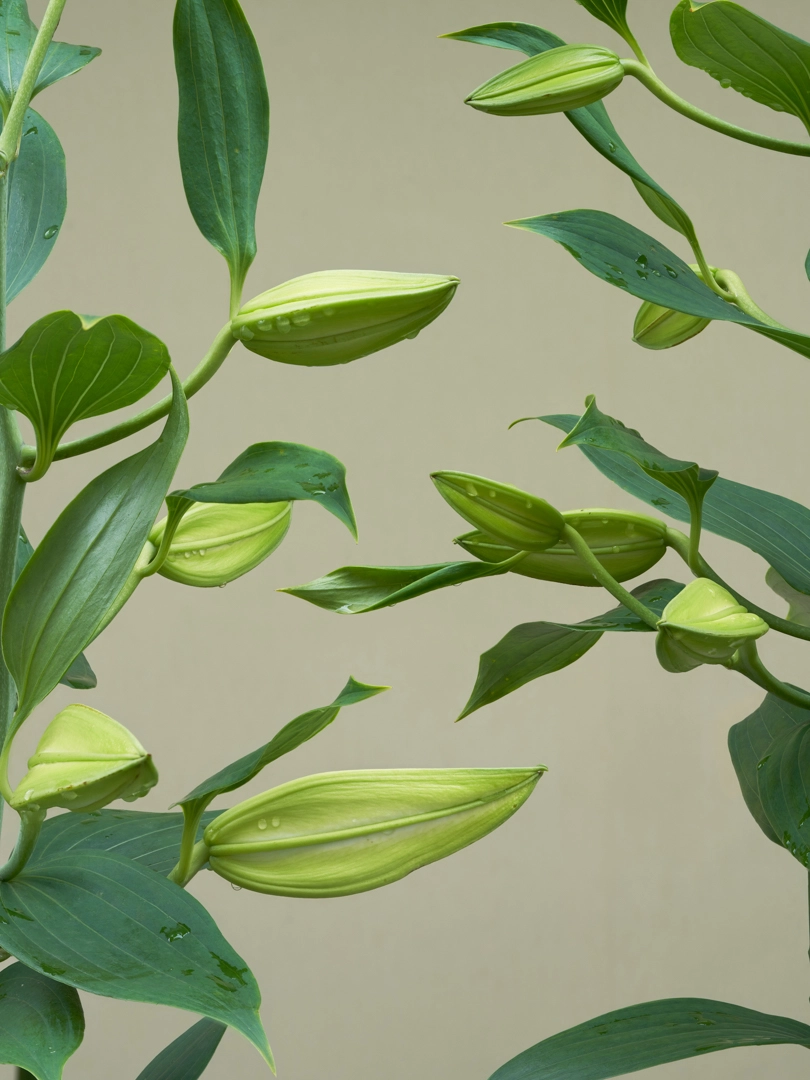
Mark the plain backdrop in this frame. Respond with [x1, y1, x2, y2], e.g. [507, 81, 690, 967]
[3, 1, 810, 1077]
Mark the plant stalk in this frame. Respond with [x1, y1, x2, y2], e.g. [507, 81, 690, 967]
[563, 524, 659, 629]
[0, 809, 45, 881]
[169, 835, 210, 888]
[727, 640, 810, 711]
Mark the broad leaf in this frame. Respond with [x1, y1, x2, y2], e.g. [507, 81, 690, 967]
[728, 693, 810, 845]
[490, 997, 810, 1080]
[2, 370, 188, 725]
[136, 1018, 226, 1080]
[671, 0, 810, 134]
[7, 109, 66, 304]
[460, 579, 683, 718]
[0, 850, 272, 1066]
[0, 312, 170, 476]
[514, 210, 810, 363]
[757, 721, 810, 866]
[542, 413, 810, 595]
[171, 441, 357, 539]
[0, 961, 83, 1080]
[174, 0, 269, 290]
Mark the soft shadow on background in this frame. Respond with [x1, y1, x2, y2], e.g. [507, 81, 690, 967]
[4, 1, 810, 1077]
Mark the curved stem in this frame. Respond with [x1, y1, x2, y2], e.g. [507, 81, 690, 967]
[0, 809, 45, 881]
[713, 268, 788, 329]
[687, 501, 703, 577]
[563, 524, 659, 629]
[691, 249, 730, 301]
[728, 640, 810, 711]
[622, 59, 810, 157]
[169, 837, 210, 888]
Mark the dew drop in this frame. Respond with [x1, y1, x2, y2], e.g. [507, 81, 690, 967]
[276, 316, 291, 334]
[63, 791, 78, 801]
[635, 254, 648, 268]
[291, 312, 311, 326]
[465, 483, 479, 497]
[218, 583, 227, 589]
[43, 226, 59, 240]
[664, 265, 678, 278]
[405, 329, 419, 339]
[230, 883, 242, 891]
[719, 78, 731, 88]
[23, 789, 33, 802]
[184, 551, 191, 559]
[257, 818, 267, 830]
[488, 489, 497, 498]
[198, 549, 206, 557]
[271, 816, 281, 828]
[23, 126, 37, 137]
[323, 306, 336, 316]
[239, 326, 255, 340]
[607, 141, 617, 152]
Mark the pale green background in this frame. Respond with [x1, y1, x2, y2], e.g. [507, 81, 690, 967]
[3, 0, 810, 1076]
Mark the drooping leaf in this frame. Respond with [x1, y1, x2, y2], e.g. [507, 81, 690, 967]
[0, 850, 272, 1066]
[728, 693, 810, 845]
[460, 579, 683, 718]
[0, 961, 83, 1080]
[135, 1018, 226, 1080]
[671, 0, 810, 134]
[766, 568, 810, 628]
[489, 997, 810, 1080]
[575, 0, 631, 40]
[173, 0, 269, 291]
[541, 413, 810, 595]
[756, 721, 810, 866]
[2, 370, 188, 726]
[0, 312, 170, 476]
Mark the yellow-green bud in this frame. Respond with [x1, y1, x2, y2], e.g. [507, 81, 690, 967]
[231, 270, 459, 367]
[204, 766, 544, 897]
[465, 45, 624, 117]
[633, 302, 711, 351]
[431, 472, 564, 552]
[655, 578, 769, 673]
[9, 704, 158, 813]
[148, 501, 291, 587]
[455, 508, 667, 586]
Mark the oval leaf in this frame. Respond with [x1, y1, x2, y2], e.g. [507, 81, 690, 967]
[136, 1017, 226, 1080]
[0, 961, 83, 1080]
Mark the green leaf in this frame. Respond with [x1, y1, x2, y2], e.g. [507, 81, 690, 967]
[174, 0, 269, 290]
[489, 997, 810, 1080]
[756, 720, 810, 866]
[2, 370, 188, 726]
[671, 0, 810, 134]
[136, 1018, 226, 1080]
[443, 24, 695, 239]
[170, 441, 357, 539]
[575, 0, 632, 41]
[0, 961, 83, 1080]
[541, 412, 810, 595]
[766, 567, 810, 627]
[0, 850, 272, 1066]
[7, 109, 66, 304]
[0, 312, 170, 477]
[460, 579, 683, 718]
[513, 209, 810, 363]
[728, 693, 810, 845]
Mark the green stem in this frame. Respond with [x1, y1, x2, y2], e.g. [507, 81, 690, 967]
[169, 833, 210, 888]
[622, 59, 810, 157]
[727, 640, 810, 711]
[713, 268, 788, 329]
[563, 524, 659, 629]
[687, 501, 703, 577]
[0, 809, 45, 881]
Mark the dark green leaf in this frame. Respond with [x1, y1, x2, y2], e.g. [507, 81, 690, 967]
[171, 441, 357, 539]
[489, 997, 810, 1080]
[671, 0, 810, 133]
[575, 0, 632, 40]
[541, 413, 810, 595]
[0, 961, 83, 1080]
[7, 109, 66, 304]
[460, 579, 683, 718]
[757, 721, 810, 866]
[2, 370, 188, 725]
[766, 567, 810, 627]
[0, 850, 271, 1066]
[174, 0, 269, 289]
[136, 1018, 226, 1080]
[0, 312, 170, 475]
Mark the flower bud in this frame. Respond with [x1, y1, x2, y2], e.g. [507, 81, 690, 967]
[465, 45, 624, 117]
[9, 704, 158, 813]
[231, 270, 459, 367]
[148, 501, 291, 587]
[204, 766, 544, 897]
[655, 578, 769, 673]
[431, 472, 564, 552]
[455, 508, 666, 585]
[633, 302, 711, 351]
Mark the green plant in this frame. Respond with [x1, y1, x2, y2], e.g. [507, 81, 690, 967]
[287, 1, 810, 1076]
[0, 1, 546, 1076]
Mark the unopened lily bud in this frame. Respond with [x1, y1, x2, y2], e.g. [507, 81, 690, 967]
[633, 302, 711, 350]
[465, 44, 624, 117]
[456, 508, 666, 585]
[655, 578, 768, 673]
[431, 472, 564, 552]
[231, 270, 459, 367]
[204, 766, 544, 897]
[10, 704, 157, 813]
[149, 501, 291, 587]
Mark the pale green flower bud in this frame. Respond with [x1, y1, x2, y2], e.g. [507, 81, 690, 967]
[465, 45, 624, 117]
[231, 270, 459, 367]
[149, 501, 291, 587]
[204, 766, 544, 897]
[633, 302, 711, 350]
[456, 508, 666, 585]
[655, 578, 769, 673]
[431, 472, 564, 552]
[10, 704, 158, 813]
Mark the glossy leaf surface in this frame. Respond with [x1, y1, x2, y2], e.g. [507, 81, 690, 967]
[490, 997, 810, 1080]
[671, 0, 810, 133]
[135, 1018, 226, 1080]
[0, 850, 271, 1065]
[0, 962, 83, 1080]
[174, 0, 268, 287]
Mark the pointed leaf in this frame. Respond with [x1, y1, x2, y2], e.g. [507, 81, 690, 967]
[756, 720, 810, 866]
[136, 1018, 226, 1080]
[0, 850, 272, 1066]
[575, 0, 631, 40]
[766, 567, 810, 627]
[0, 961, 83, 1080]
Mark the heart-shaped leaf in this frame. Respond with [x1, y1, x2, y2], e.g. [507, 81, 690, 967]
[0, 961, 83, 1080]
[135, 1018, 226, 1080]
